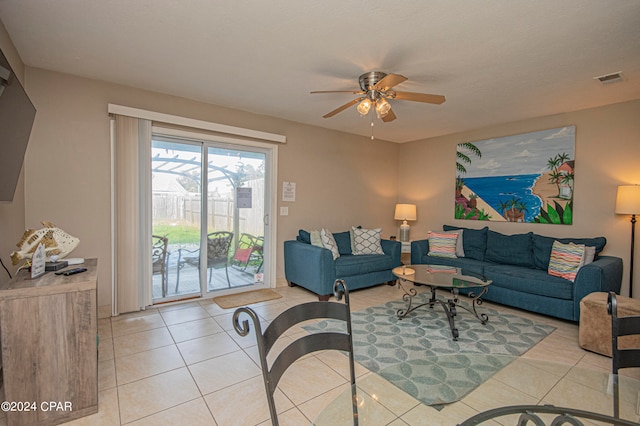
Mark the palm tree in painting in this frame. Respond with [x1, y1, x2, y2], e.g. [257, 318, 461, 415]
[548, 169, 562, 195]
[547, 156, 561, 185]
[546, 152, 570, 197]
[498, 200, 509, 215]
[501, 197, 528, 222]
[455, 142, 483, 220]
[456, 142, 482, 175]
[559, 170, 575, 199]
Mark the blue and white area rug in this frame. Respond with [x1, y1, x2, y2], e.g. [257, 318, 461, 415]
[303, 293, 555, 406]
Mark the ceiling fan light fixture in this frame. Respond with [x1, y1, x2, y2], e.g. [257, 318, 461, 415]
[375, 98, 391, 118]
[312, 71, 445, 124]
[357, 98, 372, 116]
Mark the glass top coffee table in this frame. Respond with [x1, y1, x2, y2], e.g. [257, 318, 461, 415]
[392, 264, 492, 340]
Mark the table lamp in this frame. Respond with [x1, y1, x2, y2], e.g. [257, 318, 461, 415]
[615, 185, 640, 298]
[394, 204, 417, 242]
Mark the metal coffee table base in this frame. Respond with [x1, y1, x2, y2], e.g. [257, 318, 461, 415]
[396, 280, 489, 340]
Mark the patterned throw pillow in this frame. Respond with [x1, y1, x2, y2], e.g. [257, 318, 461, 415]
[320, 228, 340, 260]
[427, 231, 458, 258]
[548, 240, 585, 282]
[352, 227, 384, 255]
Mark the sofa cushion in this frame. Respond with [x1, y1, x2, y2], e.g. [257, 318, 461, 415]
[335, 254, 395, 277]
[484, 264, 573, 300]
[532, 234, 606, 270]
[352, 227, 384, 255]
[332, 231, 352, 255]
[486, 230, 534, 268]
[443, 225, 488, 261]
[548, 240, 585, 282]
[427, 231, 458, 258]
[298, 229, 311, 244]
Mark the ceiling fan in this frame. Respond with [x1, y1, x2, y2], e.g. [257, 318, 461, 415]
[311, 71, 445, 123]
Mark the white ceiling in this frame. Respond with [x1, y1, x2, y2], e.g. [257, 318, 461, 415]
[1, 0, 639, 143]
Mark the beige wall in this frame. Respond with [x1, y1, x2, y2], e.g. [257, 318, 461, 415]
[22, 68, 400, 309]
[0, 20, 25, 284]
[399, 99, 640, 297]
[4, 32, 639, 306]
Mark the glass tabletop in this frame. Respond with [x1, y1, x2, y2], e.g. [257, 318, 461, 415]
[311, 384, 387, 426]
[312, 354, 640, 425]
[392, 264, 491, 289]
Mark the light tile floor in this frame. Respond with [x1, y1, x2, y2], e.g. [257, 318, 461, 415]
[3, 284, 637, 425]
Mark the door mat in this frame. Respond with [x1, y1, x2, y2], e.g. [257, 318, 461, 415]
[213, 289, 282, 309]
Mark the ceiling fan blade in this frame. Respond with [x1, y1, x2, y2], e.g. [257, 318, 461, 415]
[381, 108, 397, 123]
[311, 90, 365, 95]
[393, 91, 446, 104]
[323, 98, 362, 118]
[374, 73, 407, 91]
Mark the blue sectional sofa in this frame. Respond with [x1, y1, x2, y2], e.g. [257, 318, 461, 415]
[411, 225, 623, 321]
[284, 229, 402, 300]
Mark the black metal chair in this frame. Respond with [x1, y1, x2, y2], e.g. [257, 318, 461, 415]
[607, 291, 640, 419]
[458, 404, 640, 426]
[232, 280, 357, 426]
[176, 231, 234, 292]
[151, 235, 170, 297]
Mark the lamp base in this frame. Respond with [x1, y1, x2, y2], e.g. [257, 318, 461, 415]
[399, 221, 410, 242]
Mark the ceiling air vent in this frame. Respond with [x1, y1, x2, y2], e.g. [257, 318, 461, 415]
[594, 71, 623, 84]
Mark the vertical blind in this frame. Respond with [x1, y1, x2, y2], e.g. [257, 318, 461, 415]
[112, 114, 152, 314]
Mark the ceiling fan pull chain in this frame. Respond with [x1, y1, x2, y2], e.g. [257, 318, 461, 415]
[370, 114, 375, 140]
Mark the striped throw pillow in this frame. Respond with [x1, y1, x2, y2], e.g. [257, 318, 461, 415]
[427, 231, 458, 258]
[548, 240, 585, 282]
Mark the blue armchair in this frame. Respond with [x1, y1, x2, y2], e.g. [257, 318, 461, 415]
[284, 229, 401, 300]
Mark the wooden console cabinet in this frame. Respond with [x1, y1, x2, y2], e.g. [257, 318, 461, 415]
[0, 259, 98, 426]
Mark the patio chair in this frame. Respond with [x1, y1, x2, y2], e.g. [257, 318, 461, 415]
[230, 233, 264, 273]
[232, 280, 357, 426]
[176, 231, 234, 292]
[607, 291, 640, 419]
[152, 235, 170, 297]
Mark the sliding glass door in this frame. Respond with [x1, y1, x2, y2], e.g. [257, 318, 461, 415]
[151, 134, 271, 303]
[205, 145, 267, 292]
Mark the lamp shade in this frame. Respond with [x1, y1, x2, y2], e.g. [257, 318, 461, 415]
[615, 185, 640, 214]
[394, 204, 417, 221]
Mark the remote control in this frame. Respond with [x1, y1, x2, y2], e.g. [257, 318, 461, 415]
[55, 267, 87, 276]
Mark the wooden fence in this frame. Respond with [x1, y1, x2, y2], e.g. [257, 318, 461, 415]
[152, 179, 265, 236]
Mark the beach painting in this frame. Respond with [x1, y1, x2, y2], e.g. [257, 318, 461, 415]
[455, 126, 575, 224]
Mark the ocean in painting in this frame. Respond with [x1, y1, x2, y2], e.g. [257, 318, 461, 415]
[464, 174, 542, 222]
